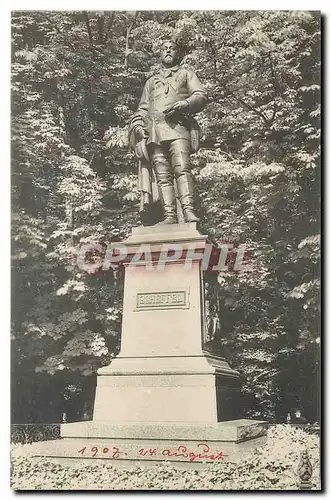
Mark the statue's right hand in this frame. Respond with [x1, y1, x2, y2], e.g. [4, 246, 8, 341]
[135, 126, 148, 141]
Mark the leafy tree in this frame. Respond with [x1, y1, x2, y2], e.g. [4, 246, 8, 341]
[11, 10, 320, 422]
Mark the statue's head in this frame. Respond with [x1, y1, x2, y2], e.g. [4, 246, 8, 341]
[161, 40, 183, 67]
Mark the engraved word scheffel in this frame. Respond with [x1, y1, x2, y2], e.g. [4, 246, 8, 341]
[136, 290, 189, 311]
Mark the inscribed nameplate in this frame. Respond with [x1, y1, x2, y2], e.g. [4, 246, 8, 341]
[136, 290, 189, 310]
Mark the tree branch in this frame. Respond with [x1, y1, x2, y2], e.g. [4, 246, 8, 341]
[103, 12, 116, 44]
[83, 11, 94, 47]
[267, 52, 279, 124]
[216, 148, 236, 161]
[206, 40, 217, 79]
[43, 14, 75, 51]
[223, 82, 272, 127]
[124, 11, 139, 69]
[82, 11, 104, 55]
[96, 15, 103, 44]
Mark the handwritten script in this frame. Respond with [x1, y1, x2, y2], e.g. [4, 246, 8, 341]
[78, 443, 225, 463]
[79, 446, 127, 459]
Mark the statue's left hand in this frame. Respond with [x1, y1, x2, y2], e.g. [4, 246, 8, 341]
[163, 100, 189, 117]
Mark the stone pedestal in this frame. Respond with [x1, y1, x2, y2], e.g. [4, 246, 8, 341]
[40, 223, 267, 466]
[93, 223, 240, 423]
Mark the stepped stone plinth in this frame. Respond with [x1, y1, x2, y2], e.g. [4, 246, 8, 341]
[34, 223, 267, 466]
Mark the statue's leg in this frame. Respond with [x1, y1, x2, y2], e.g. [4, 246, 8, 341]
[151, 144, 177, 224]
[169, 139, 200, 223]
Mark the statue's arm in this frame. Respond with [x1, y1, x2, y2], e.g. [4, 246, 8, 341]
[185, 70, 208, 114]
[135, 79, 150, 119]
[128, 79, 150, 149]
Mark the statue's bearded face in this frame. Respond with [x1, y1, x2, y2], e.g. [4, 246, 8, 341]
[161, 41, 178, 67]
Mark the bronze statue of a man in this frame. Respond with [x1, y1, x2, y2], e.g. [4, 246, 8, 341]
[129, 40, 207, 224]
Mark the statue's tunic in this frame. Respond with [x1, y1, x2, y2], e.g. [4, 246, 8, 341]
[129, 65, 207, 148]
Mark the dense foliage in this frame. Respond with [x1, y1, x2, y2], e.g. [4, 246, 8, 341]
[11, 425, 320, 490]
[11, 10, 320, 422]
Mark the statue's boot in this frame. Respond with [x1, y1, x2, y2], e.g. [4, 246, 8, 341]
[177, 173, 200, 223]
[159, 184, 177, 224]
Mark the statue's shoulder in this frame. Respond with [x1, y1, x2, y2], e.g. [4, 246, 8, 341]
[145, 72, 155, 82]
[174, 65, 199, 82]
[179, 65, 198, 77]
[178, 64, 191, 72]
[145, 64, 163, 83]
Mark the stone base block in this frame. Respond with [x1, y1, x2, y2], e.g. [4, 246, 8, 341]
[61, 419, 267, 443]
[93, 354, 241, 423]
[13, 420, 268, 468]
